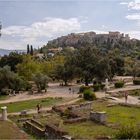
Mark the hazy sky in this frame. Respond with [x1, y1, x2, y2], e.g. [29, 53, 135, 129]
[0, 0, 140, 50]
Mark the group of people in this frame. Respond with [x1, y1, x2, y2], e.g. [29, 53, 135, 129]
[68, 87, 75, 94]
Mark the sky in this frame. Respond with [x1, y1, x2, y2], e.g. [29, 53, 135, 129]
[0, 0, 140, 50]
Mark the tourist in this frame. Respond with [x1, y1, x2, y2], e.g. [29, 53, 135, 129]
[124, 91, 128, 103]
[72, 88, 75, 94]
[36, 103, 41, 113]
[69, 87, 71, 94]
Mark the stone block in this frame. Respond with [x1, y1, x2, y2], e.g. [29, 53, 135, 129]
[90, 111, 106, 123]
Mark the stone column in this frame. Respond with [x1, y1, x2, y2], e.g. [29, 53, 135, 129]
[1, 106, 7, 120]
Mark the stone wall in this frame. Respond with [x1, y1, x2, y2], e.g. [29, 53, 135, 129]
[23, 119, 45, 137]
[64, 117, 88, 124]
[68, 102, 92, 112]
[90, 111, 106, 124]
[45, 124, 68, 139]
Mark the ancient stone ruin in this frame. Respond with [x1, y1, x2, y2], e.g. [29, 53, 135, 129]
[90, 111, 107, 124]
[45, 124, 68, 139]
[67, 102, 92, 112]
[1, 106, 7, 121]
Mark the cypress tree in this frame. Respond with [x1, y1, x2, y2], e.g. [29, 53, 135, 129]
[27, 44, 30, 54]
[30, 45, 34, 55]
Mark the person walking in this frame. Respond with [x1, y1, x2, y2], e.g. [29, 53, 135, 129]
[36, 103, 41, 114]
[124, 91, 128, 103]
[69, 87, 71, 94]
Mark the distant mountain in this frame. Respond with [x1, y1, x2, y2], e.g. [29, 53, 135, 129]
[0, 49, 26, 56]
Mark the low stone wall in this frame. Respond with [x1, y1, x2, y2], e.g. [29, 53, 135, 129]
[23, 119, 45, 137]
[45, 124, 68, 139]
[68, 102, 92, 112]
[52, 105, 66, 116]
[64, 117, 88, 124]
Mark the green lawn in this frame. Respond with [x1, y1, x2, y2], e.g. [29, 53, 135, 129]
[0, 120, 30, 139]
[62, 121, 116, 138]
[0, 97, 63, 113]
[0, 95, 8, 101]
[92, 100, 140, 126]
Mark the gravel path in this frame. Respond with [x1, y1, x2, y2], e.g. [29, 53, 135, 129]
[0, 83, 80, 104]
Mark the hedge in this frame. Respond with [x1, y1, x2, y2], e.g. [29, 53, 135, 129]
[133, 79, 140, 85]
[114, 81, 124, 88]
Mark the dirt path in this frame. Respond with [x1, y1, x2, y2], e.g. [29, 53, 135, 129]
[8, 98, 81, 116]
[108, 95, 140, 105]
[107, 85, 140, 94]
[0, 83, 80, 104]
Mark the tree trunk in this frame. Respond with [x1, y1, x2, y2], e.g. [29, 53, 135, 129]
[64, 80, 68, 86]
[85, 78, 89, 86]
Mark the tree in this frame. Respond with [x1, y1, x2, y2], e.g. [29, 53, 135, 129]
[30, 45, 34, 55]
[108, 49, 125, 77]
[27, 44, 30, 54]
[125, 57, 140, 78]
[0, 52, 23, 72]
[66, 46, 100, 86]
[54, 64, 73, 86]
[16, 55, 40, 80]
[33, 73, 49, 92]
[0, 66, 26, 94]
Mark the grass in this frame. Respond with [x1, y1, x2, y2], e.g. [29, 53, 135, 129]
[62, 121, 116, 138]
[0, 120, 30, 139]
[9, 99, 140, 139]
[0, 97, 63, 113]
[0, 95, 8, 101]
[92, 100, 140, 126]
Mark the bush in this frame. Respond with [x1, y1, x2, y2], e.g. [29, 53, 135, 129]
[79, 85, 91, 93]
[83, 90, 96, 101]
[93, 84, 100, 91]
[0, 88, 11, 95]
[114, 125, 140, 139]
[133, 79, 140, 85]
[114, 81, 124, 88]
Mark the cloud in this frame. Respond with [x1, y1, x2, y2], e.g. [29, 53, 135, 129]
[3, 17, 82, 39]
[128, 0, 140, 10]
[120, 2, 128, 5]
[1, 17, 84, 49]
[121, 0, 140, 10]
[126, 13, 140, 20]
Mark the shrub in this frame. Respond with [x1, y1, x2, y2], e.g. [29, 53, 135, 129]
[133, 79, 140, 85]
[114, 81, 124, 88]
[83, 90, 96, 101]
[114, 125, 140, 139]
[79, 85, 91, 93]
[0, 88, 11, 95]
[93, 84, 100, 91]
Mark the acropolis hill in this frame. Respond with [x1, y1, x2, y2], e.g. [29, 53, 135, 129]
[47, 31, 133, 48]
